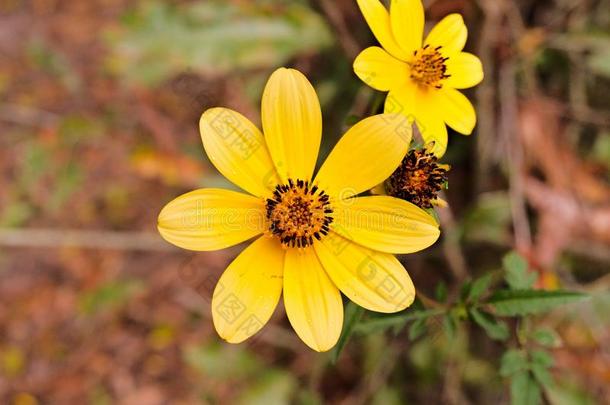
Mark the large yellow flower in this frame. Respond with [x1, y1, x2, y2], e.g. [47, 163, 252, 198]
[353, 0, 484, 157]
[158, 68, 440, 351]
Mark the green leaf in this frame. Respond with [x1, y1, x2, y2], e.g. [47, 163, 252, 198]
[107, 1, 332, 86]
[468, 273, 494, 302]
[500, 350, 528, 377]
[354, 308, 444, 334]
[443, 313, 457, 339]
[331, 302, 364, 363]
[469, 308, 509, 341]
[532, 329, 560, 347]
[435, 281, 448, 303]
[408, 317, 427, 341]
[530, 350, 554, 387]
[503, 251, 536, 290]
[510, 371, 542, 405]
[488, 289, 587, 316]
[531, 350, 554, 368]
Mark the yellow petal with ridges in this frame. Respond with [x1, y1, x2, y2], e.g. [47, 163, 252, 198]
[200, 108, 280, 198]
[261, 68, 321, 183]
[445, 52, 484, 89]
[212, 236, 284, 343]
[356, 0, 411, 61]
[438, 88, 477, 135]
[314, 234, 415, 313]
[424, 14, 467, 56]
[331, 196, 440, 254]
[353, 46, 409, 91]
[157, 188, 265, 251]
[315, 114, 411, 199]
[390, 0, 424, 54]
[413, 93, 450, 157]
[283, 248, 343, 352]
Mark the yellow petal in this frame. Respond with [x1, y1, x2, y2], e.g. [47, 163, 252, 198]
[390, 0, 424, 54]
[314, 234, 415, 313]
[437, 88, 476, 135]
[200, 108, 280, 198]
[283, 248, 343, 352]
[261, 68, 321, 183]
[331, 196, 440, 254]
[356, 0, 411, 61]
[212, 236, 284, 343]
[424, 14, 467, 56]
[384, 84, 448, 157]
[353, 46, 409, 91]
[315, 114, 411, 199]
[158, 188, 265, 251]
[384, 80, 418, 122]
[414, 95, 449, 157]
[445, 52, 484, 89]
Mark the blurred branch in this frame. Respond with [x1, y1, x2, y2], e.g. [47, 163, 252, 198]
[499, 60, 533, 252]
[0, 228, 174, 251]
[437, 197, 469, 281]
[316, 0, 360, 59]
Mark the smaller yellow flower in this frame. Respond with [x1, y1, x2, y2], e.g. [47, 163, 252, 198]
[354, 0, 484, 157]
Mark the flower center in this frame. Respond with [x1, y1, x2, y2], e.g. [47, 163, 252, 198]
[410, 45, 450, 89]
[265, 179, 333, 248]
[385, 149, 448, 208]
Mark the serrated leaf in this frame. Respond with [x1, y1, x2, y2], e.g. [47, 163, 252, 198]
[354, 308, 444, 334]
[331, 302, 364, 364]
[530, 350, 554, 387]
[503, 251, 536, 290]
[500, 350, 528, 376]
[408, 317, 427, 341]
[443, 313, 457, 339]
[510, 371, 542, 405]
[468, 274, 494, 302]
[435, 281, 448, 303]
[532, 329, 559, 348]
[531, 350, 554, 368]
[469, 308, 509, 341]
[488, 289, 587, 316]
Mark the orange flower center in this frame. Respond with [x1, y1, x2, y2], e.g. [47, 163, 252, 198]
[385, 149, 448, 208]
[410, 45, 450, 89]
[265, 179, 333, 248]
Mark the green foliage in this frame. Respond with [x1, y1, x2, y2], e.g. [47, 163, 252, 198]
[503, 251, 536, 290]
[331, 302, 364, 363]
[488, 289, 587, 316]
[107, 1, 332, 86]
[78, 280, 143, 315]
[469, 308, 509, 341]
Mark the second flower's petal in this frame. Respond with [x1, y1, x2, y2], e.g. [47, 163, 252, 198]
[414, 97, 449, 157]
[445, 52, 484, 89]
[261, 68, 322, 183]
[390, 0, 424, 54]
[424, 14, 467, 56]
[353, 46, 409, 91]
[437, 88, 477, 135]
[331, 196, 440, 254]
[314, 234, 416, 313]
[200, 108, 280, 197]
[283, 248, 343, 352]
[315, 114, 411, 199]
[384, 80, 418, 121]
[157, 188, 265, 251]
[212, 236, 285, 343]
[356, 0, 411, 60]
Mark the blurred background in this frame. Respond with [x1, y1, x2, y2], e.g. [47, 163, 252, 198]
[0, 0, 609, 403]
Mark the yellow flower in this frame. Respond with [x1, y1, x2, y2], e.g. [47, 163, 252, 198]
[158, 68, 440, 352]
[353, 0, 484, 157]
